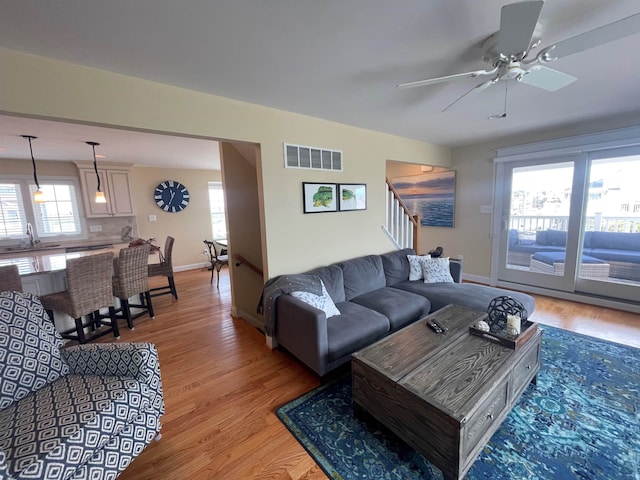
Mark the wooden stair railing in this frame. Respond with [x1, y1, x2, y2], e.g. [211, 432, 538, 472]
[233, 253, 264, 277]
[385, 178, 420, 253]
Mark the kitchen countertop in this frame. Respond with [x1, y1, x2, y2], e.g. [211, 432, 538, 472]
[0, 244, 131, 276]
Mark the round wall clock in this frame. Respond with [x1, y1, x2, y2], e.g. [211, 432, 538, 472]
[154, 180, 190, 213]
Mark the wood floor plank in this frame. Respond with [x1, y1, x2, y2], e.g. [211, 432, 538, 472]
[106, 268, 639, 480]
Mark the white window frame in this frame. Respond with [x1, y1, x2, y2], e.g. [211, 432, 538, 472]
[208, 182, 227, 241]
[0, 175, 87, 245]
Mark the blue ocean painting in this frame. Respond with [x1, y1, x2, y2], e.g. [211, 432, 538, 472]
[392, 171, 455, 227]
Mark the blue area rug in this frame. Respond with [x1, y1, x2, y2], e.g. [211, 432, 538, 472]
[276, 326, 640, 480]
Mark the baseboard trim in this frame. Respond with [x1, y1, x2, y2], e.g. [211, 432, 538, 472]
[174, 262, 209, 272]
[462, 273, 492, 285]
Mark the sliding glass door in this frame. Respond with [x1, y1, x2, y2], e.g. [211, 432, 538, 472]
[496, 148, 640, 303]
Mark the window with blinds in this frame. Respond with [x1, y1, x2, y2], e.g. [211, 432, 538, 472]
[284, 143, 342, 171]
[30, 182, 82, 236]
[0, 183, 26, 238]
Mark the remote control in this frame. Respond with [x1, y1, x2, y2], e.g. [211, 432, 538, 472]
[427, 320, 447, 334]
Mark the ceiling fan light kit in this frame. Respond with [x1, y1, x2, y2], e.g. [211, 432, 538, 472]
[397, 0, 640, 114]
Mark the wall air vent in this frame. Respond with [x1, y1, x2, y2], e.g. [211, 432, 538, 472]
[284, 143, 342, 171]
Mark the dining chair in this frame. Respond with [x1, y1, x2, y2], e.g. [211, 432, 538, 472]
[148, 236, 178, 299]
[39, 252, 120, 343]
[112, 243, 155, 329]
[203, 239, 229, 289]
[0, 264, 22, 292]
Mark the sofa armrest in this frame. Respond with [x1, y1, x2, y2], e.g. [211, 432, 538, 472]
[61, 342, 164, 414]
[449, 258, 462, 283]
[276, 294, 330, 376]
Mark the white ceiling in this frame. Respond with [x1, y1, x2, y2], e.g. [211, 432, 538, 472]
[0, 0, 639, 167]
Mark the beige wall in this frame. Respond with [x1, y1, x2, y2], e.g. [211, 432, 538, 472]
[0, 47, 452, 278]
[220, 143, 264, 325]
[129, 166, 221, 268]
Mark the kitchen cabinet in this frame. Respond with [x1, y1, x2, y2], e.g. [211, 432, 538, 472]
[76, 162, 135, 217]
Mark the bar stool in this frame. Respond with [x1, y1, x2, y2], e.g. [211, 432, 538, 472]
[0, 265, 22, 292]
[112, 243, 155, 329]
[39, 252, 120, 344]
[148, 236, 178, 299]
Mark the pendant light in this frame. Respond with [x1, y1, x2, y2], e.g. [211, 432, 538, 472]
[87, 141, 107, 203]
[22, 135, 45, 203]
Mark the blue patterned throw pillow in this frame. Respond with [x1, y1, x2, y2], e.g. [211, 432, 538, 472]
[290, 281, 341, 318]
[422, 257, 454, 283]
[0, 291, 69, 410]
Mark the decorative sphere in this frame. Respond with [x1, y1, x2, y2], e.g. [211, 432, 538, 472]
[474, 320, 490, 332]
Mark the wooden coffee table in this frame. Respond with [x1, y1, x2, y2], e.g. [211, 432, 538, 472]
[352, 304, 541, 480]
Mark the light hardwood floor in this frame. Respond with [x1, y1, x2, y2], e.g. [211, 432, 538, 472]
[109, 268, 639, 480]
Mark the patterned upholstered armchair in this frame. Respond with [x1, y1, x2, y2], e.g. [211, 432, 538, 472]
[0, 291, 164, 480]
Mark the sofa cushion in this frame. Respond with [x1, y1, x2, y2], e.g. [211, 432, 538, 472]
[380, 248, 414, 285]
[393, 281, 536, 317]
[0, 291, 69, 411]
[326, 302, 389, 362]
[0, 374, 152, 479]
[351, 287, 430, 330]
[589, 231, 640, 251]
[338, 255, 386, 301]
[306, 265, 345, 303]
[545, 230, 567, 247]
[290, 281, 341, 318]
[587, 248, 640, 264]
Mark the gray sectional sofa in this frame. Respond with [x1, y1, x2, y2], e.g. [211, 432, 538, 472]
[273, 248, 535, 376]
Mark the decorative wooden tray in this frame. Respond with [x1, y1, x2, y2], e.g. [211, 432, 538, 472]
[469, 320, 538, 349]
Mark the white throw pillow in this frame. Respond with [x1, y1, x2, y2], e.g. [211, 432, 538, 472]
[290, 280, 341, 318]
[422, 257, 454, 283]
[407, 254, 431, 281]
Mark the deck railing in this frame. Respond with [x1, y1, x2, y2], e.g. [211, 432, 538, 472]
[509, 214, 640, 233]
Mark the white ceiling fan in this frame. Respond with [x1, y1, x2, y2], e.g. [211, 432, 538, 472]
[397, 1, 640, 112]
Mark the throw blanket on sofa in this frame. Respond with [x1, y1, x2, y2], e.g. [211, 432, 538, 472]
[258, 274, 323, 336]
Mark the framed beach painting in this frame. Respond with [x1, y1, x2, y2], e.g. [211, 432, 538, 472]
[338, 183, 367, 211]
[391, 171, 456, 227]
[302, 182, 338, 213]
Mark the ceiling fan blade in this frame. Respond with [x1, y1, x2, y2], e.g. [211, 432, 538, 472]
[536, 12, 640, 62]
[496, 0, 545, 58]
[397, 67, 498, 89]
[442, 78, 498, 112]
[519, 66, 576, 91]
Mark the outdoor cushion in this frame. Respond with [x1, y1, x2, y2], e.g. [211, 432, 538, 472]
[585, 248, 640, 264]
[0, 374, 151, 479]
[326, 302, 389, 362]
[531, 252, 607, 265]
[350, 287, 430, 330]
[589, 231, 640, 251]
[338, 255, 386, 301]
[0, 291, 69, 410]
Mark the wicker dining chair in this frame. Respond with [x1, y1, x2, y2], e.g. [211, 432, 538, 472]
[112, 243, 155, 329]
[148, 236, 178, 300]
[39, 252, 120, 344]
[203, 239, 229, 289]
[0, 264, 22, 292]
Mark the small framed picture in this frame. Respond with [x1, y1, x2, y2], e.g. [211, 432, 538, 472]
[302, 182, 338, 213]
[338, 183, 367, 211]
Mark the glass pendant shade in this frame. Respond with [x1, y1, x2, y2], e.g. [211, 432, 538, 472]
[95, 191, 107, 203]
[33, 189, 46, 203]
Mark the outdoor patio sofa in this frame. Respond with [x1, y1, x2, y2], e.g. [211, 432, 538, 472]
[508, 229, 640, 281]
[0, 291, 164, 480]
[265, 248, 535, 376]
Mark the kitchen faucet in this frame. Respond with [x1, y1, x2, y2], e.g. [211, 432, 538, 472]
[26, 223, 35, 247]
